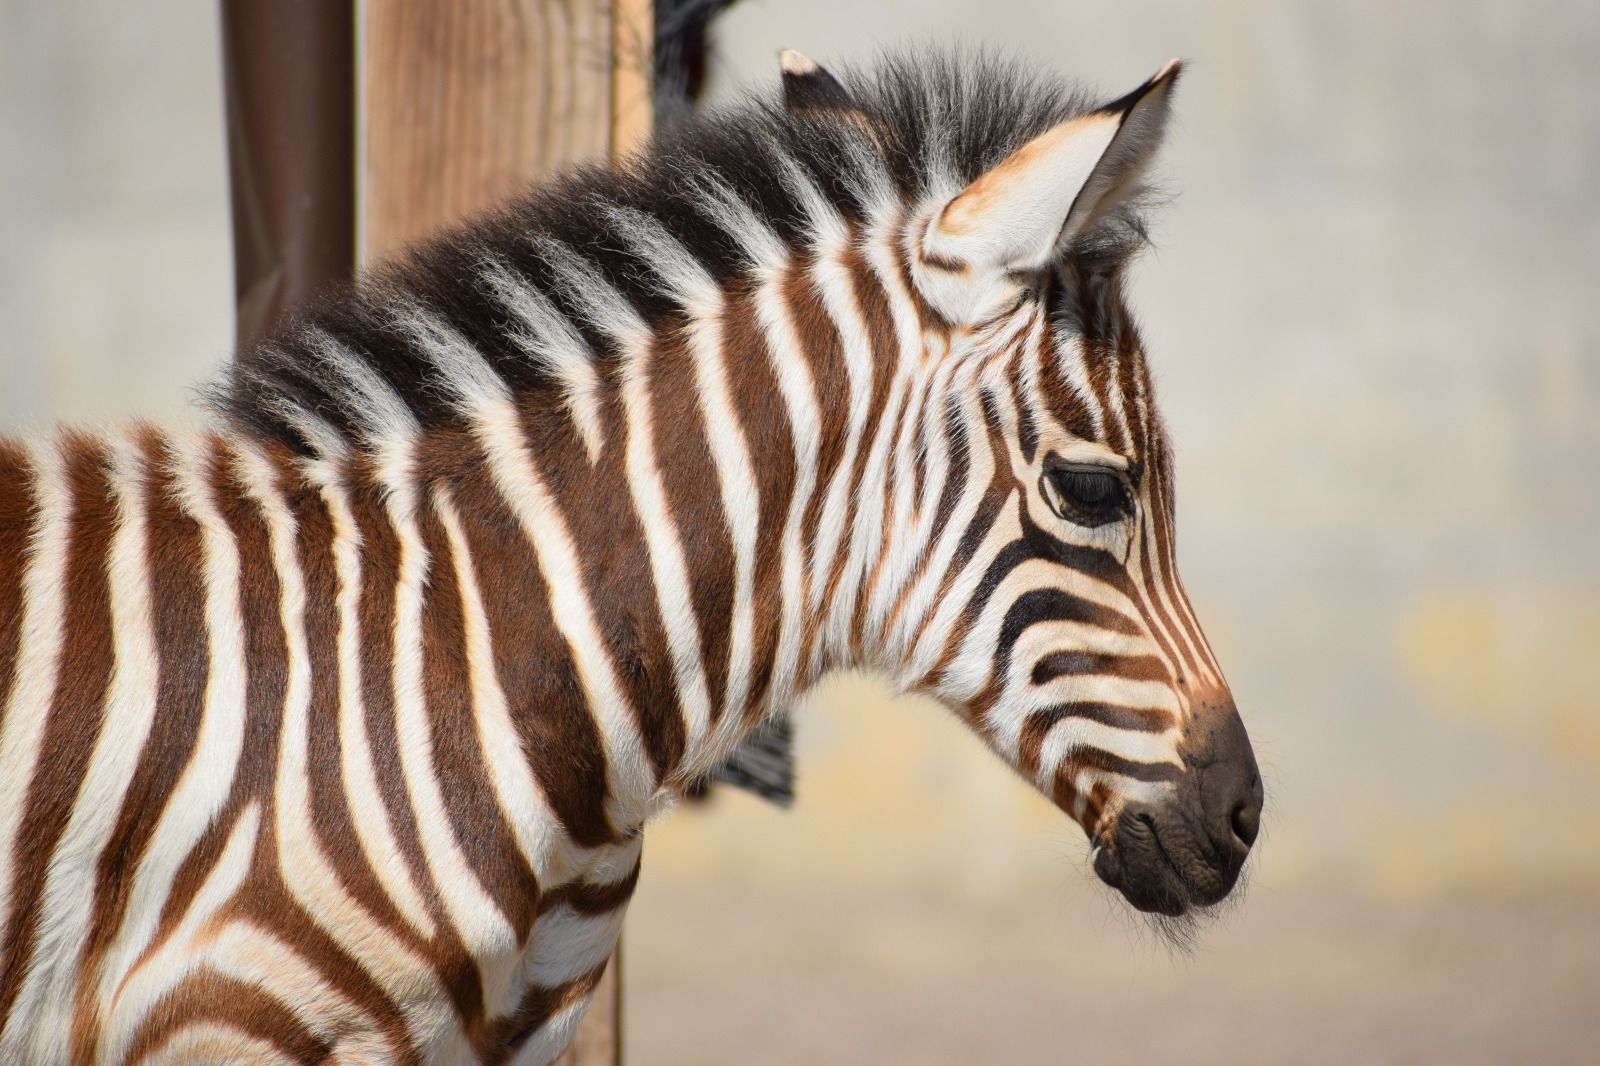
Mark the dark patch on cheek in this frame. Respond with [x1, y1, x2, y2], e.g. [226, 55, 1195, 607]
[1031, 650, 1098, 683]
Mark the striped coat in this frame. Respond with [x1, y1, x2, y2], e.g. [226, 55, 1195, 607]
[0, 49, 1261, 1064]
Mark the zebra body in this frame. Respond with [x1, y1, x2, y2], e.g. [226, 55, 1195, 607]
[0, 49, 1262, 1064]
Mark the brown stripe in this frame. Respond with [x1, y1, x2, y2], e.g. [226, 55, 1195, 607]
[724, 284, 795, 722]
[296, 464, 422, 939]
[1083, 342, 1127, 453]
[922, 392, 971, 556]
[784, 256, 851, 623]
[416, 486, 540, 939]
[646, 325, 736, 725]
[530, 373, 688, 785]
[1017, 702, 1175, 777]
[493, 958, 613, 1064]
[1145, 458, 1219, 683]
[853, 359, 919, 657]
[1031, 650, 1170, 686]
[1132, 506, 1203, 689]
[0, 438, 34, 735]
[466, 419, 618, 849]
[346, 457, 445, 925]
[0, 434, 116, 1024]
[231, 846, 422, 1066]
[816, 244, 897, 662]
[1113, 336, 1145, 461]
[120, 973, 331, 1065]
[909, 411, 1015, 693]
[1061, 747, 1182, 785]
[111, 442, 278, 989]
[77, 429, 211, 1019]
[535, 855, 641, 919]
[221, 442, 293, 802]
[1037, 319, 1099, 443]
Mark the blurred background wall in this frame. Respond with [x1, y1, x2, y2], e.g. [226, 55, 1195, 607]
[2, 1, 1597, 1061]
[0, 0, 233, 426]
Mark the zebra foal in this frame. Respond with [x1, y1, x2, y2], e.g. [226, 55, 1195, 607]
[0, 48, 1263, 1064]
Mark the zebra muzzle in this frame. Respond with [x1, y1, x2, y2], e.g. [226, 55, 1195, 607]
[1092, 708, 1263, 916]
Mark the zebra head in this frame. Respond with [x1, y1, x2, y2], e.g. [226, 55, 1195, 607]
[782, 54, 1263, 920]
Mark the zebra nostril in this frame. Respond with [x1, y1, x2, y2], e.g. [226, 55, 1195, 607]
[1230, 797, 1259, 848]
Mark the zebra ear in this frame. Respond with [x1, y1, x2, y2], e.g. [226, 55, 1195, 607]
[780, 49, 858, 113]
[918, 60, 1181, 324]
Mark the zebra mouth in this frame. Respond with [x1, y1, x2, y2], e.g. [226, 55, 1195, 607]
[1092, 807, 1233, 917]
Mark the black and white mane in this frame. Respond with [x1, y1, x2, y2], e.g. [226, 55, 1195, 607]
[211, 49, 1155, 459]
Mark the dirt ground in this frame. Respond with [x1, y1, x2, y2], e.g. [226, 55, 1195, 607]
[623, 880, 1600, 1065]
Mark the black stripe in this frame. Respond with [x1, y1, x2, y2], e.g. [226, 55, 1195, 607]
[1028, 700, 1171, 736]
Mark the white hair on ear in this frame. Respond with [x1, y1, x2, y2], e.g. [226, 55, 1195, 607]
[915, 61, 1181, 324]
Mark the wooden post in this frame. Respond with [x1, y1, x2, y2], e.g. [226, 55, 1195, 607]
[359, 2, 651, 1062]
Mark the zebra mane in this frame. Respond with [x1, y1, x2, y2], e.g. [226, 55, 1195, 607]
[210, 47, 1154, 459]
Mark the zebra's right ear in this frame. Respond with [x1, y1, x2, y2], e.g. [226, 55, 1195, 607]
[780, 49, 859, 114]
[917, 60, 1181, 324]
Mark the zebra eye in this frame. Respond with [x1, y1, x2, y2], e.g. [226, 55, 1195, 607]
[1040, 465, 1132, 528]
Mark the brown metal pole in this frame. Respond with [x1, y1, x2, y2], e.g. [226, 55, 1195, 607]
[220, 0, 356, 348]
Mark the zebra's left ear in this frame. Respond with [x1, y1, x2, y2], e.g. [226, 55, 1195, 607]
[780, 49, 859, 113]
[918, 60, 1182, 324]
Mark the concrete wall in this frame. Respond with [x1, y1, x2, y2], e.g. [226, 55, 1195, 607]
[2, 0, 1596, 897]
[0, 0, 231, 427]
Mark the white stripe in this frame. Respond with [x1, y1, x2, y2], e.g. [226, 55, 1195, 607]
[1032, 716, 1181, 785]
[690, 176, 789, 271]
[1054, 332, 1106, 441]
[380, 449, 518, 969]
[535, 237, 650, 352]
[604, 206, 768, 756]
[227, 445, 455, 1059]
[477, 264, 607, 462]
[825, 360, 911, 664]
[100, 804, 261, 1063]
[506, 997, 589, 1066]
[1098, 346, 1132, 450]
[414, 319, 655, 822]
[803, 233, 877, 669]
[601, 210, 766, 754]
[879, 349, 964, 664]
[436, 488, 580, 883]
[769, 143, 850, 248]
[436, 487, 593, 1018]
[615, 340, 716, 763]
[688, 304, 763, 750]
[897, 365, 1002, 683]
[753, 269, 823, 706]
[315, 466, 435, 939]
[94, 432, 254, 1041]
[203, 922, 383, 1055]
[468, 389, 655, 825]
[302, 330, 419, 460]
[0, 432, 158, 1060]
[542, 215, 730, 769]
[905, 483, 1023, 700]
[0, 437, 71, 952]
[519, 903, 626, 989]
[141, 1026, 296, 1066]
